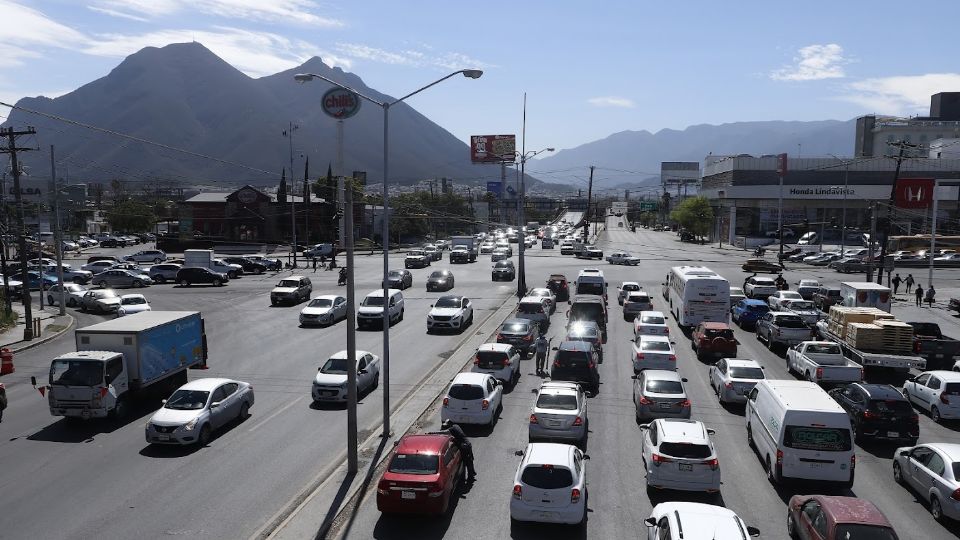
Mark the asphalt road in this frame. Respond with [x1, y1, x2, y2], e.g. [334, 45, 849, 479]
[0, 240, 540, 540]
[333, 217, 960, 540]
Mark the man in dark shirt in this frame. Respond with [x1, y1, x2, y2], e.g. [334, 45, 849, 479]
[447, 424, 476, 481]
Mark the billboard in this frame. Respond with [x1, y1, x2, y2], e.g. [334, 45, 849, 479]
[894, 178, 934, 208]
[486, 181, 502, 198]
[471, 135, 516, 163]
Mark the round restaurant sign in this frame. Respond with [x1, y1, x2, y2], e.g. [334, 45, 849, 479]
[321, 88, 361, 119]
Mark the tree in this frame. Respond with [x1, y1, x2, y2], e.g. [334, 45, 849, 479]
[105, 200, 156, 232]
[670, 196, 713, 242]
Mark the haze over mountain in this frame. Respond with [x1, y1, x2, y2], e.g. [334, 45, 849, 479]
[526, 119, 855, 189]
[2, 42, 501, 190]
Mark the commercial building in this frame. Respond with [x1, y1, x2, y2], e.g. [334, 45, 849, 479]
[855, 92, 960, 157]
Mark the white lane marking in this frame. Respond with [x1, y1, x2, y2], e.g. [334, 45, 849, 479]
[247, 396, 303, 433]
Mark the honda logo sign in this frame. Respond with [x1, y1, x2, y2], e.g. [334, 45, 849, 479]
[895, 178, 934, 208]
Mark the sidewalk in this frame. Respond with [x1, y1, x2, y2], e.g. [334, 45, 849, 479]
[0, 303, 75, 353]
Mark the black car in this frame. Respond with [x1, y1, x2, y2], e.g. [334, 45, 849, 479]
[426, 270, 455, 291]
[547, 274, 570, 302]
[176, 267, 228, 287]
[100, 238, 120, 248]
[384, 269, 413, 289]
[828, 383, 919, 445]
[568, 294, 608, 342]
[492, 260, 516, 281]
[550, 340, 600, 395]
[221, 256, 267, 274]
[496, 318, 537, 357]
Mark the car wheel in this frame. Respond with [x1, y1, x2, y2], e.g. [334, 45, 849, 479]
[198, 424, 212, 446]
[747, 424, 754, 448]
[180, 279, 190, 287]
[228, 271, 238, 279]
[132, 280, 143, 288]
[372, 374, 380, 389]
[97, 280, 108, 288]
[766, 455, 778, 484]
[154, 275, 166, 284]
[932, 496, 945, 522]
[932, 406, 942, 423]
[154, 258, 163, 263]
[787, 513, 799, 539]
[893, 462, 904, 485]
[239, 402, 250, 421]
[47, 295, 54, 305]
[110, 398, 128, 420]
[67, 298, 77, 307]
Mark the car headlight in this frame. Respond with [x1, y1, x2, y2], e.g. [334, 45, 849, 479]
[179, 418, 199, 432]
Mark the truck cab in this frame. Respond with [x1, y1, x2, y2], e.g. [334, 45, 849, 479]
[46, 351, 130, 419]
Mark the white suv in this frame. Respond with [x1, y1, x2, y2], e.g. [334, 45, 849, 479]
[471, 343, 521, 386]
[510, 443, 588, 526]
[357, 289, 404, 329]
[645, 502, 760, 539]
[441, 372, 502, 427]
[640, 419, 720, 494]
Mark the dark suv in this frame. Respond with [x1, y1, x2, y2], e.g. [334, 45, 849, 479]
[567, 294, 608, 342]
[176, 267, 228, 287]
[495, 318, 537, 357]
[550, 340, 600, 394]
[492, 260, 516, 281]
[828, 383, 919, 445]
[221, 256, 267, 274]
[813, 286, 842, 312]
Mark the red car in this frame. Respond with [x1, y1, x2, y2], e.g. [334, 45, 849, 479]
[691, 322, 738, 361]
[377, 433, 465, 515]
[787, 495, 898, 540]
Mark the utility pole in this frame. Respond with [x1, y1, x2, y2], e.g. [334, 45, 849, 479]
[866, 202, 878, 281]
[50, 146, 65, 315]
[1, 126, 38, 339]
[344, 181, 358, 474]
[283, 123, 299, 267]
[583, 165, 594, 242]
[776, 153, 787, 262]
[303, 157, 310, 245]
[517, 93, 528, 298]
[875, 141, 915, 284]
[0, 172, 10, 316]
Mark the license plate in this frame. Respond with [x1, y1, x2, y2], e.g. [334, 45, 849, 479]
[679, 463, 693, 472]
[547, 421, 561, 427]
[401, 491, 416, 500]
[537, 512, 557, 520]
[322, 391, 336, 396]
[658, 403, 672, 409]
[808, 462, 822, 468]
[936, 354, 944, 358]
[887, 431, 899, 438]
[155, 435, 169, 441]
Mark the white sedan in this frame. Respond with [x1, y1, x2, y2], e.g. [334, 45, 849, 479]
[47, 283, 89, 307]
[634, 311, 669, 337]
[708, 357, 765, 404]
[526, 287, 557, 314]
[767, 290, 804, 310]
[311, 350, 381, 402]
[299, 295, 347, 326]
[117, 294, 152, 316]
[145, 378, 254, 446]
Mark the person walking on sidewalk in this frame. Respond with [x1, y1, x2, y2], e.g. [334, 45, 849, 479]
[926, 285, 936, 307]
[905, 274, 915, 293]
[892, 273, 902, 294]
[916, 284, 924, 307]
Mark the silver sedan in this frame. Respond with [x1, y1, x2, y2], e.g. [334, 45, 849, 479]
[633, 370, 691, 422]
[92, 269, 153, 288]
[145, 378, 254, 446]
[893, 443, 960, 522]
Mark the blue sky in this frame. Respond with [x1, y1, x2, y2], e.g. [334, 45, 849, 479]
[3, 0, 960, 152]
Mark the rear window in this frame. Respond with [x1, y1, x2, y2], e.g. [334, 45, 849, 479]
[703, 328, 734, 339]
[518, 302, 544, 314]
[622, 284, 640, 292]
[640, 341, 671, 352]
[577, 283, 604, 295]
[805, 344, 841, 355]
[645, 379, 683, 394]
[775, 316, 807, 328]
[833, 524, 898, 540]
[448, 384, 484, 400]
[944, 383, 960, 396]
[556, 350, 591, 367]
[570, 304, 604, 321]
[658, 443, 711, 459]
[521, 465, 573, 489]
[641, 315, 665, 325]
[869, 400, 911, 414]
[783, 426, 852, 451]
[388, 453, 439, 475]
[827, 290, 841, 297]
[475, 351, 507, 368]
[536, 393, 579, 411]
[729, 367, 765, 379]
[627, 294, 650, 303]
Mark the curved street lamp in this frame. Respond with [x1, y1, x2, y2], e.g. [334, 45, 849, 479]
[513, 147, 554, 297]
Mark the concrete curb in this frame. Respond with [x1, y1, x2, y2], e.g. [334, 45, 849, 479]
[252, 295, 519, 540]
[1, 313, 76, 354]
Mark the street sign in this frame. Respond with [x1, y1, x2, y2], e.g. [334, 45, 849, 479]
[486, 181, 502, 198]
[640, 201, 658, 211]
[471, 135, 516, 163]
[321, 88, 361, 119]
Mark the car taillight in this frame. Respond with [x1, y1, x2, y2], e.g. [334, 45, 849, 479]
[776, 450, 783, 466]
[573, 416, 583, 426]
[481, 399, 490, 410]
[639, 396, 652, 405]
[858, 369, 864, 381]
[911, 414, 920, 423]
[680, 399, 691, 408]
[851, 454, 856, 470]
[664, 327, 669, 334]
[651, 453, 671, 465]
[377, 481, 389, 495]
[473, 356, 480, 365]
[503, 357, 512, 366]
[523, 334, 533, 341]
[587, 361, 595, 369]
[724, 382, 734, 389]
[529, 414, 538, 424]
[915, 341, 922, 353]
[706, 458, 719, 470]
[862, 410, 877, 419]
[941, 394, 951, 405]
[815, 367, 823, 380]
[553, 360, 560, 367]
[99, 387, 109, 398]
[443, 397, 449, 407]
[496, 332, 503, 341]
[513, 484, 522, 499]
[951, 489, 960, 502]
[669, 355, 676, 362]
[571, 488, 581, 503]
[636, 353, 645, 360]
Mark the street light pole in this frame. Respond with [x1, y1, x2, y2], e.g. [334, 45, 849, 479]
[829, 154, 851, 257]
[515, 145, 554, 298]
[294, 68, 482, 439]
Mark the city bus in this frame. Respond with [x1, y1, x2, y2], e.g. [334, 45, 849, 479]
[662, 266, 730, 328]
[886, 235, 960, 254]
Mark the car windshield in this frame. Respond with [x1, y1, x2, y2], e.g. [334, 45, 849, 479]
[388, 453, 439, 475]
[362, 296, 385, 307]
[49, 360, 103, 386]
[278, 279, 300, 288]
[640, 340, 671, 352]
[502, 322, 530, 333]
[320, 358, 348, 374]
[704, 328, 734, 339]
[308, 298, 333, 308]
[788, 301, 814, 310]
[536, 393, 579, 410]
[641, 315, 666, 325]
[832, 524, 898, 540]
[570, 303, 603, 321]
[518, 302, 544, 314]
[429, 271, 445, 278]
[783, 426, 852, 451]
[388, 271, 402, 278]
[659, 442, 711, 459]
[729, 367, 765, 379]
[521, 466, 573, 489]
[806, 344, 841, 354]
[645, 379, 683, 393]
[95, 290, 119, 299]
[448, 384, 484, 400]
[121, 296, 146, 305]
[164, 389, 210, 410]
[775, 315, 807, 328]
[622, 284, 639, 292]
[434, 297, 460, 308]
[494, 262, 512, 268]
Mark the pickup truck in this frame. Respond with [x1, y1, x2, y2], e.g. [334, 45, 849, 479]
[756, 312, 815, 352]
[404, 249, 431, 269]
[813, 286, 842, 312]
[815, 320, 927, 371]
[787, 341, 863, 385]
[907, 321, 960, 370]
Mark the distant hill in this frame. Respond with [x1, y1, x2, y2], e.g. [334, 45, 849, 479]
[526, 119, 855, 188]
[2, 42, 501, 189]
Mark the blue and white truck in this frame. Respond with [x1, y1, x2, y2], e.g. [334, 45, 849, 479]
[36, 311, 207, 420]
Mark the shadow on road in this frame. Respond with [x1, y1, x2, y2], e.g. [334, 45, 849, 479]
[322, 435, 392, 539]
[26, 398, 159, 443]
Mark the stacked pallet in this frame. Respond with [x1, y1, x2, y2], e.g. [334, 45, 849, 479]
[876, 320, 914, 354]
[827, 306, 892, 339]
[827, 306, 914, 353]
[846, 323, 885, 350]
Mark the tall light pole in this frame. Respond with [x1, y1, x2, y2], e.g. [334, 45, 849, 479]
[294, 68, 482, 439]
[829, 154, 852, 257]
[515, 146, 554, 298]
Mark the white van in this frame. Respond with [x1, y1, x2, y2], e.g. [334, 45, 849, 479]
[357, 289, 404, 329]
[797, 232, 819, 245]
[745, 379, 855, 488]
[575, 268, 607, 301]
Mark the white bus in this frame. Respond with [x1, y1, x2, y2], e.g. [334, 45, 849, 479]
[662, 266, 730, 328]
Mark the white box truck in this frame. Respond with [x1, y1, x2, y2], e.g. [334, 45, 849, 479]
[449, 236, 477, 263]
[36, 311, 207, 420]
[184, 249, 240, 278]
[840, 282, 892, 312]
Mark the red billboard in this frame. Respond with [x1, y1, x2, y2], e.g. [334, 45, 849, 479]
[471, 135, 516, 163]
[895, 178, 935, 208]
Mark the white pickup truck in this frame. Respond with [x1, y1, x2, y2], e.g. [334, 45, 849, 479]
[787, 341, 863, 385]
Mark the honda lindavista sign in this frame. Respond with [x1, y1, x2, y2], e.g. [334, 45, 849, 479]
[471, 135, 516, 163]
[894, 178, 934, 208]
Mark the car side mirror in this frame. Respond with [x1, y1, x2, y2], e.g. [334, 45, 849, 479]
[551, 346, 558, 351]
[631, 374, 639, 380]
[161, 399, 167, 404]
[582, 454, 591, 460]
[707, 428, 716, 435]
[747, 526, 760, 537]
[645, 517, 657, 527]
[514, 450, 524, 456]
[30, 376, 37, 387]
[359, 369, 367, 375]
[681, 378, 688, 383]
[430, 304, 434, 308]
[210, 401, 221, 409]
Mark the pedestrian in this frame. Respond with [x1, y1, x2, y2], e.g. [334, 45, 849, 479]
[534, 333, 551, 375]
[905, 274, 915, 293]
[319, 254, 326, 266]
[0, 382, 6, 423]
[927, 285, 936, 307]
[312, 257, 317, 272]
[447, 424, 476, 481]
[892, 273, 902, 294]
[916, 284, 924, 307]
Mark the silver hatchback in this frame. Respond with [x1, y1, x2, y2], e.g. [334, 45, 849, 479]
[529, 381, 588, 447]
[633, 370, 691, 422]
[92, 268, 153, 288]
